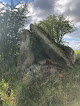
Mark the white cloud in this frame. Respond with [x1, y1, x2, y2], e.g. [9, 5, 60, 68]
[64, 39, 80, 50]
[0, 1, 6, 9]
[26, 0, 80, 49]
[28, 3, 42, 23]
[69, 44, 80, 50]
[54, 0, 70, 13]
[27, 0, 56, 25]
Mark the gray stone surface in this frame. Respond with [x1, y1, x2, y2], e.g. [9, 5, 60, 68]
[30, 24, 76, 68]
[17, 29, 34, 71]
[58, 44, 76, 64]
[17, 24, 76, 72]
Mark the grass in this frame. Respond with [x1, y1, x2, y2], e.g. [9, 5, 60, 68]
[0, 50, 80, 106]
[0, 79, 16, 106]
[75, 50, 80, 60]
[14, 50, 80, 106]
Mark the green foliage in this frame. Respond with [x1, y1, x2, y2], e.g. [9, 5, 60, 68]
[0, 79, 15, 106]
[0, 2, 29, 105]
[37, 14, 76, 43]
[75, 50, 80, 60]
[0, 1, 29, 82]
[0, 1, 28, 66]
[16, 67, 56, 106]
[15, 53, 80, 106]
[0, 64, 19, 82]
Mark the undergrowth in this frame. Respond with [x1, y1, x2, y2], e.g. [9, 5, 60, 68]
[15, 50, 80, 106]
[0, 50, 80, 106]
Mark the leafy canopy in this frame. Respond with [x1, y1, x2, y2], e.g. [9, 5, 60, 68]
[0, 0, 28, 65]
[37, 14, 76, 43]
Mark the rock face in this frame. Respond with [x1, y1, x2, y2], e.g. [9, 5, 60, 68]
[66, 47, 76, 64]
[58, 44, 76, 64]
[30, 24, 76, 68]
[17, 24, 76, 71]
[18, 29, 34, 71]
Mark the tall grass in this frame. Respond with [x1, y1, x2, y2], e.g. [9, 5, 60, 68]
[0, 79, 16, 106]
[15, 50, 80, 106]
[1, 50, 80, 106]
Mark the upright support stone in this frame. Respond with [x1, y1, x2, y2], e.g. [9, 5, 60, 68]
[17, 29, 34, 71]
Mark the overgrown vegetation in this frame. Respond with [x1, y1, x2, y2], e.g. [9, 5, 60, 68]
[0, 51, 80, 106]
[0, 0, 28, 81]
[37, 14, 76, 43]
[0, 79, 16, 106]
[0, 1, 80, 106]
[0, 1, 28, 105]
[15, 50, 80, 106]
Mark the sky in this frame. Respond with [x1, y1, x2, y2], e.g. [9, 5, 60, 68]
[1, 0, 80, 50]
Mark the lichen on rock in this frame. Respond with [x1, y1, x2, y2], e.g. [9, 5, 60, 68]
[17, 29, 34, 71]
[17, 24, 76, 72]
[30, 24, 76, 68]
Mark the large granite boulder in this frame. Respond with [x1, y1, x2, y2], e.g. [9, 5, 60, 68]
[17, 29, 34, 71]
[30, 24, 76, 68]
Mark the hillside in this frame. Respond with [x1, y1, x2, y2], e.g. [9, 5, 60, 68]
[0, 1, 79, 106]
[0, 24, 80, 106]
[1, 50, 79, 106]
[14, 50, 80, 106]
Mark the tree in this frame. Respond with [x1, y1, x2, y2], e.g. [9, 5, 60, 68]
[37, 14, 76, 43]
[0, 0, 28, 66]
